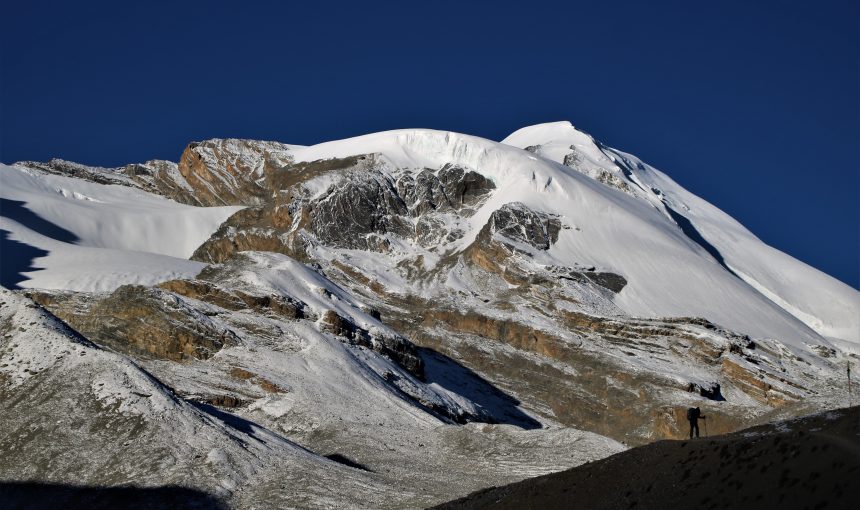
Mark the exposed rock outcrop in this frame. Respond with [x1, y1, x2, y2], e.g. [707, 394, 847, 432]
[174, 138, 296, 206]
[379, 294, 814, 445]
[482, 202, 561, 251]
[157, 278, 307, 320]
[320, 310, 424, 378]
[309, 169, 412, 251]
[28, 286, 238, 361]
[192, 155, 496, 262]
[14, 159, 138, 188]
[562, 146, 634, 195]
[15, 139, 302, 207]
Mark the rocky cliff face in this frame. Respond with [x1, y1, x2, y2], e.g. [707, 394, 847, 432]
[356, 287, 819, 444]
[174, 139, 297, 206]
[481, 202, 562, 251]
[27, 285, 239, 361]
[14, 138, 302, 207]
[191, 154, 496, 262]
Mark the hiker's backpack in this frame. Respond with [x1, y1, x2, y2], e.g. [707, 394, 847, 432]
[686, 408, 695, 420]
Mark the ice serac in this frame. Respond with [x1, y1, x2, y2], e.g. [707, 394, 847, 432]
[502, 121, 860, 348]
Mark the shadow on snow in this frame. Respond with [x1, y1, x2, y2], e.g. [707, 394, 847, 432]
[1, 198, 81, 289]
[420, 348, 543, 430]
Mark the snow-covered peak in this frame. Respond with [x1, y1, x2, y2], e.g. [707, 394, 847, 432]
[290, 129, 552, 189]
[502, 120, 592, 147]
[281, 127, 848, 351]
[499, 121, 860, 347]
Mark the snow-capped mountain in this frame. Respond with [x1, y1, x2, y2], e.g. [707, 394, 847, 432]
[503, 121, 859, 349]
[1, 121, 857, 508]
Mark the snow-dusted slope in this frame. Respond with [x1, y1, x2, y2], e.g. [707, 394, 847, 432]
[5, 265, 625, 507]
[502, 121, 860, 347]
[185, 251, 517, 426]
[0, 288, 327, 498]
[286, 127, 858, 352]
[0, 163, 242, 291]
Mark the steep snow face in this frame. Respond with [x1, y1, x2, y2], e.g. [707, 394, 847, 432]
[502, 121, 860, 347]
[288, 127, 857, 352]
[0, 163, 242, 291]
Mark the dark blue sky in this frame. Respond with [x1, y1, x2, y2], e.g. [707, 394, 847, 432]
[2, 0, 858, 288]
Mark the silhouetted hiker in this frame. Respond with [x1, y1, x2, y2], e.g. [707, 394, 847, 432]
[686, 407, 705, 438]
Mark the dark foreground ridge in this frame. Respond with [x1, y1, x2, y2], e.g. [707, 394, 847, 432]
[432, 406, 860, 510]
[0, 482, 227, 510]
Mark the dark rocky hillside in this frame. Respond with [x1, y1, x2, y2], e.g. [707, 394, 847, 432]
[433, 405, 860, 510]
